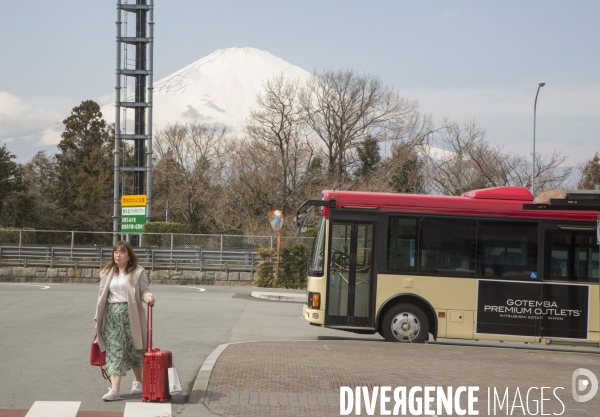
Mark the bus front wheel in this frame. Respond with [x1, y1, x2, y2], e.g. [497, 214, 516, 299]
[382, 304, 429, 343]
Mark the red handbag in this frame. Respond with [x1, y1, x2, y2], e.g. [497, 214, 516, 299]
[90, 336, 110, 381]
[90, 337, 105, 366]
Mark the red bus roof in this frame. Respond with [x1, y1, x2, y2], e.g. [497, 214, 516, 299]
[321, 186, 599, 221]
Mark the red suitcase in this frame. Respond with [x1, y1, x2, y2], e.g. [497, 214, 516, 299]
[142, 302, 172, 403]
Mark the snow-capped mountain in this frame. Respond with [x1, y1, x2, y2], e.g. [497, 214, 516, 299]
[102, 47, 313, 134]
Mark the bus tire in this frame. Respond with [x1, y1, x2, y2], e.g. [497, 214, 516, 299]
[382, 303, 429, 343]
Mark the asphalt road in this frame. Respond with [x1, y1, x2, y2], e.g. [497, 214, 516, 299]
[0, 282, 379, 414]
[2, 282, 597, 415]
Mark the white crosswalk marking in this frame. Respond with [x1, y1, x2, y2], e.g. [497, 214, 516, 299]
[25, 401, 81, 417]
[124, 402, 172, 417]
[19, 400, 172, 416]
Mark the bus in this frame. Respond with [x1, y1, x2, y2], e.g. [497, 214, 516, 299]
[298, 186, 600, 346]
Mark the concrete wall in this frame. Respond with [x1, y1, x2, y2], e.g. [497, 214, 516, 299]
[0, 266, 255, 286]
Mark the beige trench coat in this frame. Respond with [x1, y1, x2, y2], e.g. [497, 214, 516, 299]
[94, 265, 153, 352]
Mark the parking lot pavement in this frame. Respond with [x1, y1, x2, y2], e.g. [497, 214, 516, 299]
[202, 340, 600, 417]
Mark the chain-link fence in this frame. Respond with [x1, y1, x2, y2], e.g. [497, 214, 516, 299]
[0, 230, 118, 247]
[140, 233, 313, 251]
[0, 230, 314, 271]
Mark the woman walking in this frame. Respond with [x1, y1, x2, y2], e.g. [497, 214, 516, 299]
[94, 241, 155, 401]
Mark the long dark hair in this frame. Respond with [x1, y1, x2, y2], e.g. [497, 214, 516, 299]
[102, 241, 139, 274]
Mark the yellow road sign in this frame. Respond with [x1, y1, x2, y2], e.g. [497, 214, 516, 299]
[121, 195, 147, 207]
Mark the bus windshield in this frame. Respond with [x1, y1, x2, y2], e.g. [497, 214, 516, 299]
[310, 216, 326, 274]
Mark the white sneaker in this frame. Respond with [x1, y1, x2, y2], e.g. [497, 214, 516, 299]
[131, 381, 143, 395]
[102, 388, 121, 401]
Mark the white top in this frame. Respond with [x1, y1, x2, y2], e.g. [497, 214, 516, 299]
[107, 269, 128, 303]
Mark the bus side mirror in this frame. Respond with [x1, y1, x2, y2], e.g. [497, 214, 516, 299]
[294, 209, 309, 237]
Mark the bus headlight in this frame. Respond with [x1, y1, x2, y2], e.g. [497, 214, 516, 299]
[308, 292, 320, 309]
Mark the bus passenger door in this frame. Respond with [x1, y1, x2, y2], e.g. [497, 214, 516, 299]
[326, 221, 375, 327]
[542, 226, 598, 340]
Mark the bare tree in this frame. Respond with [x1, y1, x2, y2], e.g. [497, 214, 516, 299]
[511, 148, 573, 194]
[153, 122, 227, 233]
[299, 69, 425, 179]
[226, 136, 319, 235]
[371, 110, 434, 193]
[424, 120, 495, 195]
[425, 119, 573, 196]
[245, 74, 314, 214]
[226, 138, 285, 234]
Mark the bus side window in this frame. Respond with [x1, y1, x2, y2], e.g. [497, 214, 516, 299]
[478, 220, 538, 280]
[419, 218, 476, 276]
[547, 230, 599, 283]
[387, 217, 417, 272]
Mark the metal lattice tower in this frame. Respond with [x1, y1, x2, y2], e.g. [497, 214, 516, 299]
[114, 0, 154, 244]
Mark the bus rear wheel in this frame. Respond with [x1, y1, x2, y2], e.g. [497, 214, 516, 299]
[382, 303, 429, 343]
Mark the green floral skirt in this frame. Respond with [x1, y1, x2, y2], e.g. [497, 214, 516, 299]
[103, 302, 144, 377]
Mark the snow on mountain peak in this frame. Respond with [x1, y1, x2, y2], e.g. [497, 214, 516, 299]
[103, 47, 312, 133]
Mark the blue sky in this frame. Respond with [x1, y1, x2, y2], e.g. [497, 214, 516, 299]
[1, 1, 598, 164]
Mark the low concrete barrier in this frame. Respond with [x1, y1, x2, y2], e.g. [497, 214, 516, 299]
[0, 266, 255, 285]
[251, 291, 305, 303]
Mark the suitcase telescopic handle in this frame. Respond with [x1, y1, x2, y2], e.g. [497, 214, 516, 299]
[146, 301, 153, 352]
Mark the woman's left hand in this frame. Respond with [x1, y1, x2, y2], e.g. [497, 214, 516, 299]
[146, 296, 155, 306]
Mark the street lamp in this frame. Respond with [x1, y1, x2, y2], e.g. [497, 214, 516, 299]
[532, 81, 546, 196]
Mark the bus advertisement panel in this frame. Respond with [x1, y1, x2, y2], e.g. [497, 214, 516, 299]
[476, 280, 589, 339]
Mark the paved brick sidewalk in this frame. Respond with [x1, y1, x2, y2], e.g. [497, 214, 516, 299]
[204, 340, 600, 417]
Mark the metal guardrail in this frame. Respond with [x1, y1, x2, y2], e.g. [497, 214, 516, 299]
[0, 245, 259, 272]
[0, 231, 314, 272]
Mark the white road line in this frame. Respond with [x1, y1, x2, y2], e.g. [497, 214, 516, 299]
[31, 285, 51, 290]
[25, 401, 80, 417]
[0, 283, 53, 289]
[124, 402, 172, 416]
[177, 286, 206, 291]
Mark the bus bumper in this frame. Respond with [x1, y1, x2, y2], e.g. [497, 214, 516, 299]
[303, 303, 325, 325]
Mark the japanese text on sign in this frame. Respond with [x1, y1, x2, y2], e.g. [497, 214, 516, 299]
[121, 195, 147, 206]
[122, 207, 146, 216]
[121, 224, 144, 231]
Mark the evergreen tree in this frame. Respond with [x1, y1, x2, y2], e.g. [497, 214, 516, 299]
[0, 145, 31, 227]
[355, 136, 381, 180]
[23, 151, 62, 229]
[388, 142, 424, 194]
[580, 153, 600, 190]
[0, 145, 25, 201]
[55, 100, 113, 230]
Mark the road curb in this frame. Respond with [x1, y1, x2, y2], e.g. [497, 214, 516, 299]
[250, 291, 305, 303]
[189, 343, 231, 406]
